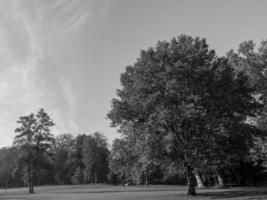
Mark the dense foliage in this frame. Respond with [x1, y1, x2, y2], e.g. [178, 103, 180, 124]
[107, 35, 267, 195]
[0, 132, 110, 189]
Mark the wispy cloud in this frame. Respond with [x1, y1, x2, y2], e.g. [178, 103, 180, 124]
[58, 76, 77, 131]
[0, 0, 44, 146]
[0, 0, 111, 146]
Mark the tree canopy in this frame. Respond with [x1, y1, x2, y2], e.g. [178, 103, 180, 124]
[108, 35, 262, 195]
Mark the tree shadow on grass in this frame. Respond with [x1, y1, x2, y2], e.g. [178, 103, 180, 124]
[198, 188, 267, 199]
[60, 188, 181, 194]
[0, 196, 41, 200]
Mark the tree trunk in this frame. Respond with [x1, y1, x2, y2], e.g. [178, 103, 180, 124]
[94, 172, 98, 183]
[28, 163, 34, 194]
[247, 174, 254, 187]
[29, 172, 34, 194]
[5, 167, 10, 194]
[30, 166, 35, 194]
[28, 139, 34, 194]
[194, 172, 205, 188]
[217, 174, 224, 188]
[186, 165, 196, 195]
[29, 180, 34, 194]
[90, 173, 93, 184]
[145, 166, 149, 186]
[122, 170, 125, 186]
[145, 173, 149, 186]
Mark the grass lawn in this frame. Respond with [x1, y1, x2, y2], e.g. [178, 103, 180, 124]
[0, 184, 267, 200]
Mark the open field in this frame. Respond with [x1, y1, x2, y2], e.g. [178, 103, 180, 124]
[1, 185, 267, 200]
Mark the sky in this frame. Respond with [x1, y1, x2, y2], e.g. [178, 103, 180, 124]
[1, 0, 267, 147]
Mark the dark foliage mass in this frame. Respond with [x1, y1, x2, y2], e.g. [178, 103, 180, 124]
[0, 131, 110, 190]
[0, 35, 267, 196]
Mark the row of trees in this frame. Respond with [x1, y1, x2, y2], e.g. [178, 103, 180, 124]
[0, 110, 109, 193]
[0, 108, 216, 193]
[107, 35, 267, 195]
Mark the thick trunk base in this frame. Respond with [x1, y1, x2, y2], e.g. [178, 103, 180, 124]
[187, 185, 196, 196]
[186, 165, 196, 196]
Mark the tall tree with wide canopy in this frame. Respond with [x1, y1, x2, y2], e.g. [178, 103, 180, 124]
[108, 35, 260, 195]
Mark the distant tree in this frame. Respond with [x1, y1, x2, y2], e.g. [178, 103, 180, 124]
[108, 35, 260, 195]
[109, 123, 164, 186]
[14, 109, 54, 194]
[109, 138, 136, 185]
[135, 134, 156, 186]
[71, 133, 109, 184]
[92, 132, 109, 183]
[207, 122, 262, 187]
[53, 133, 74, 184]
[0, 147, 20, 189]
[123, 123, 164, 186]
[70, 134, 86, 184]
[161, 161, 186, 185]
[82, 134, 97, 183]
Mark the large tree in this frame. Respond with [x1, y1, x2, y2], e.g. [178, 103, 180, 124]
[14, 109, 54, 194]
[108, 35, 260, 195]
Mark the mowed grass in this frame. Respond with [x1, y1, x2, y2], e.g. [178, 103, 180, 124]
[0, 184, 267, 200]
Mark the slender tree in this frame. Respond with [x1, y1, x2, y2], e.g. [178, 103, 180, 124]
[14, 109, 54, 194]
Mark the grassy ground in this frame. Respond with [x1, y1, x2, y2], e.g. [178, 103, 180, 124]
[0, 184, 267, 200]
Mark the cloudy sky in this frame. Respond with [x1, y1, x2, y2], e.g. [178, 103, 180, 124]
[0, 0, 267, 147]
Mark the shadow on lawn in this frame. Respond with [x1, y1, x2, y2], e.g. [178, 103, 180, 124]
[0, 196, 41, 200]
[62, 188, 182, 194]
[198, 188, 267, 199]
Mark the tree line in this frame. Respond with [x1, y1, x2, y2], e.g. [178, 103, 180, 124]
[0, 35, 267, 196]
[0, 110, 110, 193]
